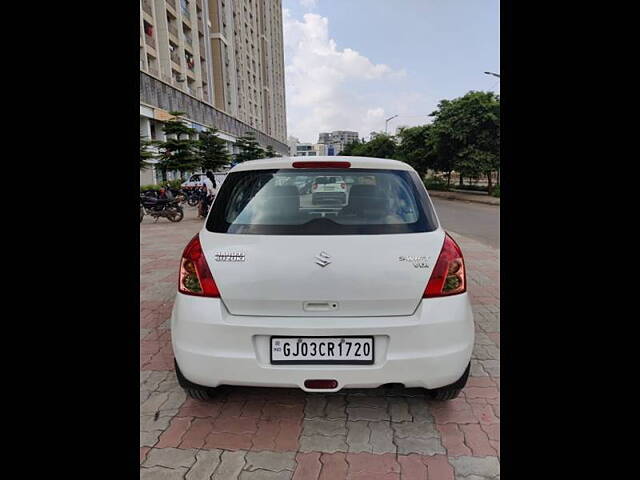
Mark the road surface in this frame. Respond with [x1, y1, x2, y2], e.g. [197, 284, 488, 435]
[430, 197, 500, 249]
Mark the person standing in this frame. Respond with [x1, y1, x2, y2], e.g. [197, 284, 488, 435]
[199, 171, 218, 218]
[203, 171, 217, 197]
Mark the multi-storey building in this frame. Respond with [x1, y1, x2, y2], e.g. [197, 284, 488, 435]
[140, 0, 288, 184]
[328, 131, 359, 146]
[207, 0, 287, 142]
[140, 0, 212, 101]
[287, 136, 330, 157]
[316, 130, 360, 155]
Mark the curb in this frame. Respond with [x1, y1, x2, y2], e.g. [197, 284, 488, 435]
[428, 190, 500, 206]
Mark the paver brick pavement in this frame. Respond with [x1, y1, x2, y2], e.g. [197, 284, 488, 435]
[140, 208, 500, 478]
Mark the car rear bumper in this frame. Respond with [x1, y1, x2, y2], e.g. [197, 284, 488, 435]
[171, 293, 474, 392]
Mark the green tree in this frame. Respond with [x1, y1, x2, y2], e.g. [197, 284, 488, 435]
[196, 127, 230, 171]
[340, 134, 396, 158]
[265, 145, 281, 158]
[362, 133, 397, 158]
[428, 91, 500, 189]
[234, 132, 265, 163]
[395, 125, 435, 177]
[155, 112, 199, 180]
[340, 139, 366, 156]
[140, 135, 155, 170]
[427, 119, 458, 186]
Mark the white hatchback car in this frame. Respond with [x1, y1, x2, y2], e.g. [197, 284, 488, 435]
[171, 157, 474, 401]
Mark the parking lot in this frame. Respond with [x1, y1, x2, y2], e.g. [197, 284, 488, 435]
[140, 206, 500, 480]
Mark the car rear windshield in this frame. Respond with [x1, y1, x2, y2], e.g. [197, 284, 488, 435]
[206, 168, 438, 235]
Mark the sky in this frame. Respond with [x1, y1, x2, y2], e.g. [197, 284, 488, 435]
[282, 0, 500, 143]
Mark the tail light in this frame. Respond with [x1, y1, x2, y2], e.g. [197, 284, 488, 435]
[340, 183, 346, 189]
[312, 184, 318, 190]
[424, 233, 466, 297]
[178, 234, 220, 297]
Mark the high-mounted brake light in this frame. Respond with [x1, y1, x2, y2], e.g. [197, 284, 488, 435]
[178, 234, 220, 297]
[424, 233, 466, 297]
[292, 161, 351, 168]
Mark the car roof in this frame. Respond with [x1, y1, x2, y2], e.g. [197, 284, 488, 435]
[229, 156, 415, 173]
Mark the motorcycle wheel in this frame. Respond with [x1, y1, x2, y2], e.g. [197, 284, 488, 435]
[187, 197, 199, 207]
[167, 207, 184, 222]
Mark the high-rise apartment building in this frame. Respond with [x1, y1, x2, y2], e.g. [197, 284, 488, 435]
[140, 0, 288, 184]
[207, 0, 287, 142]
[317, 130, 359, 155]
[140, 0, 212, 102]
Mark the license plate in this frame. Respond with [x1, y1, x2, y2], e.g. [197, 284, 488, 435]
[270, 336, 374, 365]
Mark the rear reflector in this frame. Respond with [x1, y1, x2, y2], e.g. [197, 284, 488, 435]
[304, 379, 338, 389]
[292, 161, 351, 169]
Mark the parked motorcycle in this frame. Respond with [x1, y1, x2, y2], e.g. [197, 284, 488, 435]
[140, 195, 184, 223]
[186, 188, 206, 207]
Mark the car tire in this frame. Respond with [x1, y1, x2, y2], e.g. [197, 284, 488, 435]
[174, 359, 214, 401]
[427, 362, 470, 401]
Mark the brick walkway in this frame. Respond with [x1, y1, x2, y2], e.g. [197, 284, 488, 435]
[140, 208, 500, 480]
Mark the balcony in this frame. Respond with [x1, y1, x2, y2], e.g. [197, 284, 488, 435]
[145, 34, 156, 50]
[148, 65, 159, 77]
[168, 22, 178, 38]
[167, 0, 176, 9]
[170, 50, 181, 65]
[181, 4, 191, 21]
[184, 33, 193, 47]
[142, 0, 153, 16]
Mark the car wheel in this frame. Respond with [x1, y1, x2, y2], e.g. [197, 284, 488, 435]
[427, 362, 470, 401]
[174, 359, 214, 400]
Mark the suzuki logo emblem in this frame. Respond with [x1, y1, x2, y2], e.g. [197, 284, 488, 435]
[314, 251, 331, 267]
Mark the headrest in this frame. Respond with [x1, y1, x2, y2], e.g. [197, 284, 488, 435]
[272, 185, 300, 197]
[263, 189, 300, 215]
[349, 184, 379, 197]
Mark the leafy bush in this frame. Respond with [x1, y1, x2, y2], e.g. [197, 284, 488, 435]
[140, 179, 184, 192]
[453, 184, 489, 192]
[423, 176, 450, 191]
[490, 184, 500, 197]
[160, 179, 185, 190]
